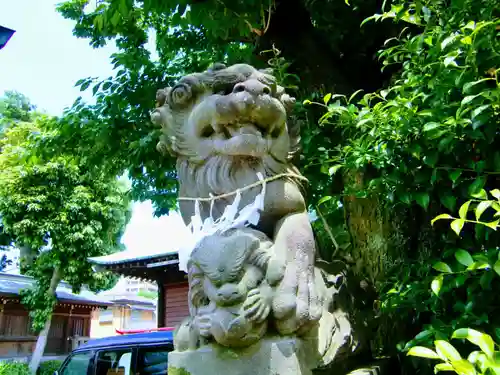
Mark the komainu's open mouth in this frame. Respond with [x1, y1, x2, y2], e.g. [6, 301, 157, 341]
[201, 119, 280, 140]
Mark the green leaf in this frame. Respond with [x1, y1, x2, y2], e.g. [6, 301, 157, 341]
[455, 249, 474, 267]
[493, 260, 500, 277]
[484, 220, 499, 230]
[461, 94, 482, 106]
[328, 165, 342, 176]
[466, 261, 490, 271]
[463, 20, 476, 30]
[459, 201, 471, 219]
[103, 81, 112, 91]
[435, 340, 462, 361]
[415, 330, 434, 340]
[468, 177, 486, 197]
[431, 213, 454, 225]
[480, 271, 493, 290]
[471, 104, 490, 119]
[431, 275, 443, 296]
[463, 78, 495, 94]
[348, 89, 363, 103]
[94, 81, 105, 96]
[443, 56, 458, 67]
[110, 11, 121, 27]
[323, 93, 332, 105]
[449, 170, 462, 184]
[399, 192, 412, 205]
[441, 35, 457, 50]
[416, 192, 430, 210]
[423, 122, 441, 132]
[434, 363, 454, 373]
[80, 80, 91, 92]
[450, 359, 477, 375]
[119, 0, 129, 17]
[441, 195, 457, 211]
[433, 262, 452, 273]
[317, 196, 332, 206]
[490, 189, 500, 200]
[424, 153, 438, 167]
[452, 329, 494, 358]
[471, 189, 488, 200]
[475, 201, 492, 221]
[450, 219, 465, 236]
[407, 346, 441, 359]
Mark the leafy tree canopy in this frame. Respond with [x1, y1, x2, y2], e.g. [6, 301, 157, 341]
[0, 93, 132, 331]
[54, 0, 404, 214]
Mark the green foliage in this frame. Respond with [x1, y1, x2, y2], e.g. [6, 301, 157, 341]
[37, 360, 62, 375]
[408, 329, 500, 374]
[400, 191, 500, 374]
[55, 0, 401, 215]
[0, 360, 62, 375]
[0, 95, 131, 331]
[302, 0, 500, 367]
[305, 4, 500, 210]
[0, 362, 30, 375]
[0, 91, 37, 127]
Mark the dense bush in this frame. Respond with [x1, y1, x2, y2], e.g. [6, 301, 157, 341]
[37, 360, 62, 375]
[0, 359, 63, 375]
[305, 0, 500, 372]
[0, 362, 30, 375]
[407, 192, 500, 374]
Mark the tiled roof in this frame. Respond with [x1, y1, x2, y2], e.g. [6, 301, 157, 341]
[88, 249, 178, 266]
[0, 272, 112, 307]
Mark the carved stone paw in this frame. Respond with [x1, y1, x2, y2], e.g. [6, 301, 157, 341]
[273, 266, 322, 335]
[194, 314, 212, 338]
[266, 257, 286, 286]
[226, 316, 251, 337]
[242, 288, 271, 324]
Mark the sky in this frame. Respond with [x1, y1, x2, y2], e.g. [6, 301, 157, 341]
[0, 0, 186, 259]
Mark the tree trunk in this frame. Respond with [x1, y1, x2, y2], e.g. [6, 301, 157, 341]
[19, 244, 36, 270]
[29, 268, 61, 375]
[343, 171, 407, 285]
[342, 170, 410, 356]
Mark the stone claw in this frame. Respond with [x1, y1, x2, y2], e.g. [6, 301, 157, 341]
[266, 257, 286, 286]
[195, 315, 212, 337]
[242, 288, 271, 323]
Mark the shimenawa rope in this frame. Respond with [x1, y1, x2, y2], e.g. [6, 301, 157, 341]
[177, 172, 308, 202]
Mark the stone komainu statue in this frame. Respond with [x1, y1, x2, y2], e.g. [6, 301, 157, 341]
[151, 63, 358, 368]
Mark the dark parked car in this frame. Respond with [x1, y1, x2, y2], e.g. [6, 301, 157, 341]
[55, 330, 174, 375]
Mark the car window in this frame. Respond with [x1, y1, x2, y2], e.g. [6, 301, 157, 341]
[136, 345, 173, 375]
[95, 348, 133, 375]
[60, 351, 94, 375]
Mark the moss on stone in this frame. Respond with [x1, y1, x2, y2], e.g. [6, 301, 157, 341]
[168, 366, 191, 375]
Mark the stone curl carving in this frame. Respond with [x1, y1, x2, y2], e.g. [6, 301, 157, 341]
[151, 63, 357, 367]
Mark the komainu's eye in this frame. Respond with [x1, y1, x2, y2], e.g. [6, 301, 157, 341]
[170, 83, 192, 106]
[200, 126, 215, 138]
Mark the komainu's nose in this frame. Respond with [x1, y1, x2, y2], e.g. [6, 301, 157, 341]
[232, 79, 271, 96]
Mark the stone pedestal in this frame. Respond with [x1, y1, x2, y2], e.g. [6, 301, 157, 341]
[168, 338, 314, 375]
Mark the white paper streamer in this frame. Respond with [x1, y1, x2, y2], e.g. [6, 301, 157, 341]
[177, 173, 266, 273]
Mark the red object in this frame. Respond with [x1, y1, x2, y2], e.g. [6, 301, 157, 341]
[115, 327, 175, 335]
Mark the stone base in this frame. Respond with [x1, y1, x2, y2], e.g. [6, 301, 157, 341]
[168, 337, 314, 375]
